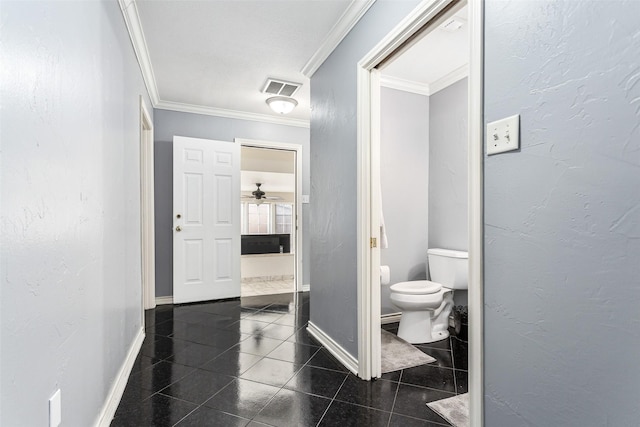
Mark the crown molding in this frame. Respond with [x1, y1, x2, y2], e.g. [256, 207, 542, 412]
[380, 75, 430, 96]
[156, 100, 310, 129]
[118, 0, 160, 105]
[429, 64, 468, 95]
[380, 64, 469, 97]
[302, 0, 376, 77]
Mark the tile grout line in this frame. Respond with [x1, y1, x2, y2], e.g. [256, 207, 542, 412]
[385, 370, 403, 427]
[170, 399, 202, 427]
[246, 380, 286, 426]
[155, 388, 237, 427]
[117, 293, 318, 426]
[390, 369, 454, 427]
[243, 318, 319, 425]
[247, 334, 321, 425]
[314, 372, 350, 426]
[450, 336, 458, 394]
[247, 317, 336, 426]
[193, 342, 301, 422]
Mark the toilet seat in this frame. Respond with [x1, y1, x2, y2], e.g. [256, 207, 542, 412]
[389, 280, 450, 343]
[388, 248, 467, 344]
[390, 280, 442, 295]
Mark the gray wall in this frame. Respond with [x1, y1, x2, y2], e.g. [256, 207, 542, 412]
[380, 87, 430, 315]
[310, 0, 421, 358]
[484, 1, 640, 425]
[153, 109, 310, 297]
[429, 78, 468, 252]
[429, 78, 468, 306]
[1, 1, 151, 425]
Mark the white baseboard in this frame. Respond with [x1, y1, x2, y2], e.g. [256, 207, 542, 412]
[381, 312, 402, 324]
[302, 284, 310, 292]
[95, 327, 145, 426]
[307, 321, 358, 375]
[155, 296, 174, 305]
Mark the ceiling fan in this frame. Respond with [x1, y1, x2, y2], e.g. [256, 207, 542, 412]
[242, 183, 282, 202]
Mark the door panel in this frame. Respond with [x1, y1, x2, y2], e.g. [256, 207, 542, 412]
[184, 240, 204, 282]
[215, 175, 233, 223]
[184, 174, 203, 224]
[173, 136, 240, 304]
[215, 239, 232, 279]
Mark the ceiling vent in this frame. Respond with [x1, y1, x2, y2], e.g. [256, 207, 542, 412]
[262, 78, 302, 97]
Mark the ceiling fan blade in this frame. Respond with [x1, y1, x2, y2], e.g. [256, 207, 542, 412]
[264, 196, 282, 200]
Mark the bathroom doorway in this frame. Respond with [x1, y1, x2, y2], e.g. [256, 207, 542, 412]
[236, 139, 304, 298]
[356, 0, 483, 424]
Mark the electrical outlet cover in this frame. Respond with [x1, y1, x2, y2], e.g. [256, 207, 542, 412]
[49, 389, 61, 427]
[487, 114, 520, 155]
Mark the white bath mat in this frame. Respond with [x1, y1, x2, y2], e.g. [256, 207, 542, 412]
[381, 329, 436, 373]
[427, 392, 469, 427]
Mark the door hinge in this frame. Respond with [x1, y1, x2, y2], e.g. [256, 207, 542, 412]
[370, 237, 377, 248]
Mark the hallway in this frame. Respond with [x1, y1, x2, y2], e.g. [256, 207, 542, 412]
[112, 292, 467, 426]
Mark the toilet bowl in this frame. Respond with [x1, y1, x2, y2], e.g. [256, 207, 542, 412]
[390, 248, 468, 344]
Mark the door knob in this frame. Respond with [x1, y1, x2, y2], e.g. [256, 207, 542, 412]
[176, 225, 182, 232]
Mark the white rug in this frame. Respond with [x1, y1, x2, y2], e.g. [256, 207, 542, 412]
[381, 329, 436, 373]
[427, 393, 469, 427]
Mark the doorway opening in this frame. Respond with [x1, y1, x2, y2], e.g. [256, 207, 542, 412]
[236, 139, 304, 298]
[356, 0, 483, 425]
[379, 0, 469, 373]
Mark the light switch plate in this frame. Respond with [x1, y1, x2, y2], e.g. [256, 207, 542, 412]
[301, 195, 310, 204]
[487, 114, 520, 155]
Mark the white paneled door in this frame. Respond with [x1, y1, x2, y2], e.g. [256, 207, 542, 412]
[173, 136, 240, 304]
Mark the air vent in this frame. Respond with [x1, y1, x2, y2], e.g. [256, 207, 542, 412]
[262, 78, 302, 97]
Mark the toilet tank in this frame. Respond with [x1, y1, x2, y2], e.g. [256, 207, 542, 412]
[427, 248, 468, 289]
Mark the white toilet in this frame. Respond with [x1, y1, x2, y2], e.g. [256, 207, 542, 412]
[390, 248, 468, 344]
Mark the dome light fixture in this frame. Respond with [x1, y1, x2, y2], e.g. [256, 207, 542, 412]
[266, 96, 298, 115]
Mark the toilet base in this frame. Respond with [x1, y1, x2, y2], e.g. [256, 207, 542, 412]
[397, 310, 450, 344]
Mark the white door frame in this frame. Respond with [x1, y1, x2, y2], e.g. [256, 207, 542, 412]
[140, 96, 156, 312]
[235, 138, 304, 293]
[356, 0, 484, 425]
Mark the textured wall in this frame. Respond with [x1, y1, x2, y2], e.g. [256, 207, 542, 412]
[484, 1, 640, 425]
[380, 87, 430, 315]
[429, 78, 468, 252]
[153, 109, 310, 297]
[1, 1, 151, 425]
[310, 0, 421, 358]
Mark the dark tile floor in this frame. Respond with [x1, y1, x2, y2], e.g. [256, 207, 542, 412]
[112, 292, 468, 427]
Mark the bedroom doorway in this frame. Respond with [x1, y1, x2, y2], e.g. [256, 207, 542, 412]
[236, 139, 303, 297]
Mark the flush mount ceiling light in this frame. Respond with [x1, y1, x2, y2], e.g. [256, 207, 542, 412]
[266, 96, 298, 115]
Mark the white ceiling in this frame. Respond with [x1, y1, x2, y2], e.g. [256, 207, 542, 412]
[131, 0, 374, 126]
[241, 146, 295, 174]
[380, 4, 468, 93]
[241, 146, 295, 193]
[125, 1, 467, 128]
[241, 171, 294, 193]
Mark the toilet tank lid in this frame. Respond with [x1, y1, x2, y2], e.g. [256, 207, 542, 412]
[427, 248, 468, 259]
